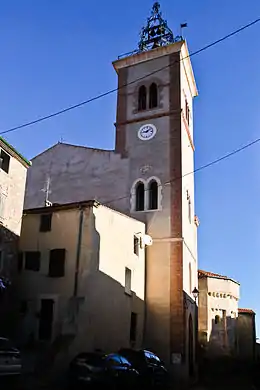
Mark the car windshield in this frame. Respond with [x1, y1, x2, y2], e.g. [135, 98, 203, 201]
[144, 350, 161, 364]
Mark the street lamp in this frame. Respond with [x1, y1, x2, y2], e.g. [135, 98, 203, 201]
[192, 287, 199, 303]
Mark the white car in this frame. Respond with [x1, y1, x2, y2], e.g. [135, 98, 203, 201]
[0, 338, 21, 376]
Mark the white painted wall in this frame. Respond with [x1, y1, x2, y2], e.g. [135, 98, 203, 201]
[180, 43, 198, 298]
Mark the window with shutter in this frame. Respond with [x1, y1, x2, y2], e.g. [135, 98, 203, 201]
[48, 249, 66, 277]
[0, 150, 10, 174]
[25, 252, 41, 271]
[40, 214, 52, 232]
[125, 267, 132, 295]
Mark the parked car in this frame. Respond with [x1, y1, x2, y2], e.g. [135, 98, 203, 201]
[0, 337, 22, 377]
[68, 351, 139, 389]
[119, 348, 169, 388]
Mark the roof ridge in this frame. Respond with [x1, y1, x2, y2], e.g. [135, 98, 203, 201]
[31, 142, 114, 160]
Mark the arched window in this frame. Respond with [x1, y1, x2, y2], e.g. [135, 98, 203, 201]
[149, 83, 158, 109]
[189, 263, 192, 294]
[138, 85, 147, 111]
[215, 315, 220, 325]
[135, 182, 145, 211]
[148, 180, 158, 210]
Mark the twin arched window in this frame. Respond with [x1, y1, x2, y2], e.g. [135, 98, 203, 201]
[138, 83, 158, 111]
[136, 182, 145, 211]
[134, 179, 160, 211]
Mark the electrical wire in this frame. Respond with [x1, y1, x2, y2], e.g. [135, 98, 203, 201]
[0, 17, 259, 136]
[104, 136, 260, 206]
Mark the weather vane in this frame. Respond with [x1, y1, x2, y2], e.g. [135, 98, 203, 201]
[138, 2, 176, 52]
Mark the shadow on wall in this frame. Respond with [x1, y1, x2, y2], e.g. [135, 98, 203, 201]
[14, 211, 145, 380]
[144, 287, 198, 380]
[198, 315, 256, 384]
[0, 224, 20, 336]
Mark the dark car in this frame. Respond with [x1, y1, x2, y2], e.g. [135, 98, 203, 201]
[68, 351, 139, 389]
[0, 338, 21, 377]
[119, 348, 169, 388]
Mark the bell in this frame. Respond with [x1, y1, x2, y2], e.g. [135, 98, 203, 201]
[150, 28, 156, 37]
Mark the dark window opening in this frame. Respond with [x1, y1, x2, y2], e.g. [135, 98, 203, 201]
[185, 99, 190, 125]
[189, 262, 192, 294]
[149, 83, 158, 109]
[148, 180, 158, 210]
[138, 85, 147, 111]
[188, 199, 191, 224]
[18, 252, 23, 273]
[134, 235, 139, 256]
[48, 249, 65, 277]
[20, 300, 28, 315]
[215, 315, 220, 324]
[125, 267, 132, 295]
[130, 312, 137, 343]
[40, 213, 52, 232]
[25, 251, 41, 272]
[0, 150, 10, 174]
[0, 251, 2, 271]
[135, 182, 145, 211]
[38, 299, 54, 341]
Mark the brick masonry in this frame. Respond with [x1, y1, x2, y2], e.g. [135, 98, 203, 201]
[115, 68, 128, 158]
[169, 52, 185, 359]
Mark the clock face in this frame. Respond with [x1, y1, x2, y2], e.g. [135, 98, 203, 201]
[138, 124, 157, 141]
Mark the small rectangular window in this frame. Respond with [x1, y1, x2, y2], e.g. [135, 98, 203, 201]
[188, 199, 191, 224]
[17, 252, 23, 273]
[133, 236, 139, 256]
[0, 150, 10, 174]
[0, 251, 3, 271]
[130, 312, 137, 343]
[48, 249, 65, 277]
[125, 267, 132, 295]
[185, 99, 190, 126]
[40, 213, 52, 232]
[25, 251, 41, 272]
[0, 193, 7, 220]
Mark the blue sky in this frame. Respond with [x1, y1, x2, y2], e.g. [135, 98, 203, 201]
[1, 1, 260, 334]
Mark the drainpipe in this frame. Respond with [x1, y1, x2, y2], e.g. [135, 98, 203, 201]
[73, 208, 84, 297]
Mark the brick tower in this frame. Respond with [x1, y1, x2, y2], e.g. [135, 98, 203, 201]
[113, 2, 199, 379]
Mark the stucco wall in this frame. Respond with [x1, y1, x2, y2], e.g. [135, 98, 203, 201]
[0, 154, 27, 236]
[73, 205, 145, 354]
[24, 143, 129, 213]
[198, 275, 239, 357]
[16, 204, 145, 357]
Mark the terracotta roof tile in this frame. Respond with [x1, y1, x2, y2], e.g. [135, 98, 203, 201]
[198, 270, 228, 279]
[198, 269, 240, 285]
[238, 308, 255, 315]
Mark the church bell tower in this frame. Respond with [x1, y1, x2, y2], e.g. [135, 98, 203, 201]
[113, 2, 198, 378]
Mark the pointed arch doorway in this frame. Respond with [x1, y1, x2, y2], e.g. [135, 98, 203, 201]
[188, 314, 194, 377]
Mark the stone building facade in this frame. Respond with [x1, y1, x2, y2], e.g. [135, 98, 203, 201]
[23, 3, 199, 380]
[198, 270, 256, 361]
[198, 270, 240, 357]
[0, 136, 31, 334]
[17, 200, 145, 368]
